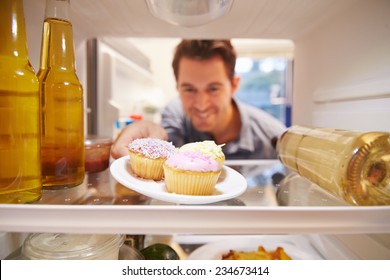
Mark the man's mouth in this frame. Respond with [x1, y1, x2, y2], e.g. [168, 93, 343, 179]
[195, 110, 210, 120]
[193, 108, 216, 123]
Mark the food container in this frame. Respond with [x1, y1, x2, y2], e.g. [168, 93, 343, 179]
[118, 244, 145, 260]
[84, 135, 113, 173]
[22, 233, 124, 260]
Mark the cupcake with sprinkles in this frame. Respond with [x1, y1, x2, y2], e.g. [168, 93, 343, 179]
[128, 138, 176, 180]
[163, 151, 222, 195]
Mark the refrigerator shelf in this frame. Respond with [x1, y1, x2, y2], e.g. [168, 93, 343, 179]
[1, 203, 389, 235]
[1, 160, 389, 235]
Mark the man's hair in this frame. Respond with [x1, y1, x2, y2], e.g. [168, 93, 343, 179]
[172, 40, 237, 82]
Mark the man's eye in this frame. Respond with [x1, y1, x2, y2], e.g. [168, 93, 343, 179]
[208, 86, 221, 94]
[182, 87, 196, 94]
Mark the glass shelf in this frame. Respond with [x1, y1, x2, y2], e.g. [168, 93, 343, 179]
[0, 160, 389, 235]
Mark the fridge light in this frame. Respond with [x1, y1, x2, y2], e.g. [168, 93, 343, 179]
[145, 0, 234, 27]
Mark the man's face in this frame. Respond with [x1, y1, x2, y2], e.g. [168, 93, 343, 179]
[176, 56, 239, 134]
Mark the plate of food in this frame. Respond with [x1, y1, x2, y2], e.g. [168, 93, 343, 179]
[187, 236, 324, 260]
[110, 155, 247, 205]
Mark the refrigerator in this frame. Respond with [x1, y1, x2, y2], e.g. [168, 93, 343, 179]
[0, 0, 389, 260]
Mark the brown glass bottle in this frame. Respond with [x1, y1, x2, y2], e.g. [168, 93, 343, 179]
[0, 0, 42, 203]
[38, 0, 84, 188]
[277, 125, 390, 206]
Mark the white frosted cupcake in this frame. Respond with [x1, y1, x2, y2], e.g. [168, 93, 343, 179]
[179, 140, 225, 168]
[128, 138, 176, 180]
[163, 151, 222, 196]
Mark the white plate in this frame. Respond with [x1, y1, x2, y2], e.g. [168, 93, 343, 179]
[187, 235, 324, 260]
[110, 156, 247, 205]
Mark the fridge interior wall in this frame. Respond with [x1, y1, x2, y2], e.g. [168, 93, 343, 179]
[293, 0, 390, 131]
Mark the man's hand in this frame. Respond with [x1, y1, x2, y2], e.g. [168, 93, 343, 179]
[110, 120, 168, 159]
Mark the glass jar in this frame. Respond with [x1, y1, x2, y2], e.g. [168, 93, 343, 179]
[22, 233, 125, 260]
[84, 135, 113, 173]
[277, 125, 390, 206]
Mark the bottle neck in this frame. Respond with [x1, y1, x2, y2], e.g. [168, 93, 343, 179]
[40, 0, 76, 70]
[0, 0, 29, 59]
[44, 0, 71, 21]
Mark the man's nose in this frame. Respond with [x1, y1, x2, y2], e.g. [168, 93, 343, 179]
[193, 91, 210, 109]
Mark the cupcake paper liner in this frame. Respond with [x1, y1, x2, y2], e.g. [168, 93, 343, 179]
[163, 165, 221, 195]
[129, 152, 166, 180]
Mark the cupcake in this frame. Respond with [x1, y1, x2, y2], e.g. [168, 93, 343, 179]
[128, 138, 176, 180]
[163, 151, 222, 195]
[179, 140, 225, 168]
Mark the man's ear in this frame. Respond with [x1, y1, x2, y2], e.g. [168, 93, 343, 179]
[231, 75, 241, 96]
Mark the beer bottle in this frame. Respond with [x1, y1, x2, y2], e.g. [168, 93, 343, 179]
[38, 0, 85, 188]
[0, 0, 42, 203]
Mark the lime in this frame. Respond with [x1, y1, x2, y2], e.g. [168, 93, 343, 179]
[140, 243, 180, 260]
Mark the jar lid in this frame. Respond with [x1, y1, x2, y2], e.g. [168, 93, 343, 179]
[22, 233, 124, 260]
[85, 135, 113, 146]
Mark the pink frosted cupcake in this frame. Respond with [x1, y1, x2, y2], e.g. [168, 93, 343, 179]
[163, 151, 222, 195]
[179, 140, 225, 168]
[128, 138, 176, 180]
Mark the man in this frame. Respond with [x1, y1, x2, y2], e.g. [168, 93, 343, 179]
[111, 40, 286, 160]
